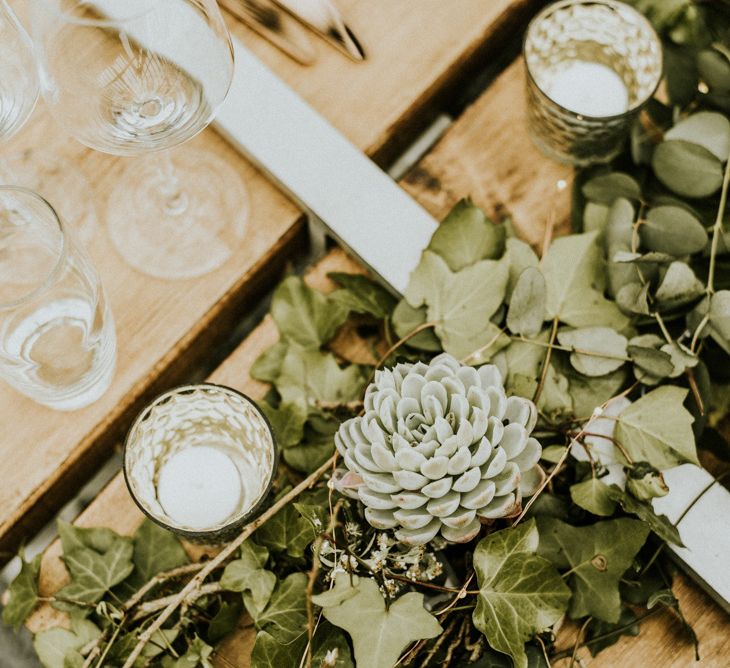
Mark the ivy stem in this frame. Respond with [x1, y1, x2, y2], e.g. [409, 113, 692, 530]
[569, 617, 593, 668]
[121, 453, 338, 668]
[706, 155, 730, 295]
[533, 317, 559, 405]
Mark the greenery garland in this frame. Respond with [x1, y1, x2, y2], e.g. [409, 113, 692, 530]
[5, 1, 730, 666]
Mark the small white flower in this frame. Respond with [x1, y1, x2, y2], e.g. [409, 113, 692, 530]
[323, 648, 339, 667]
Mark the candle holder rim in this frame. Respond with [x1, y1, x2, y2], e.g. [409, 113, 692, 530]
[122, 382, 279, 541]
[522, 0, 664, 121]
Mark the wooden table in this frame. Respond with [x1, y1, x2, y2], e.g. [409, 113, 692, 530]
[12, 1, 730, 665]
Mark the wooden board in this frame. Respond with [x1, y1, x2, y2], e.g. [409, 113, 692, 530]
[28, 57, 730, 665]
[0, 0, 537, 558]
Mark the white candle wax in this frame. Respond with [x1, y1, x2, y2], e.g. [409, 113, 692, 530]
[546, 60, 629, 117]
[157, 446, 243, 529]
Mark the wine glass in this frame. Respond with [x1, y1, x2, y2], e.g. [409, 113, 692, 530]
[0, 2, 98, 246]
[31, 0, 249, 280]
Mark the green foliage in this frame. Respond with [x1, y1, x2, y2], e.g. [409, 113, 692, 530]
[313, 574, 441, 668]
[536, 517, 649, 622]
[132, 519, 189, 582]
[473, 521, 570, 668]
[2, 550, 41, 628]
[328, 272, 397, 319]
[220, 542, 276, 618]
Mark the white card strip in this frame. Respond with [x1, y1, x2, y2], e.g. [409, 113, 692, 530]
[214, 39, 437, 293]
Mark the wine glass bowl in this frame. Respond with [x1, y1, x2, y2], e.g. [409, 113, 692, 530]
[32, 0, 249, 280]
[33, 0, 234, 156]
[0, 0, 39, 141]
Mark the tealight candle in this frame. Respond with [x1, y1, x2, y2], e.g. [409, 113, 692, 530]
[123, 384, 277, 543]
[523, 0, 662, 165]
[157, 446, 243, 529]
[546, 61, 629, 117]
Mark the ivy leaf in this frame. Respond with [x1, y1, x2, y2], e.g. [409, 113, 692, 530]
[472, 520, 570, 668]
[536, 517, 649, 622]
[665, 111, 730, 161]
[251, 623, 354, 668]
[391, 300, 442, 351]
[277, 349, 367, 409]
[270, 276, 348, 349]
[57, 520, 128, 556]
[256, 573, 308, 643]
[259, 402, 307, 448]
[542, 231, 628, 329]
[328, 272, 396, 319]
[133, 519, 189, 582]
[207, 598, 244, 644]
[605, 486, 684, 547]
[582, 172, 641, 203]
[505, 238, 539, 301]
[640, 206, 708, 256]
[427, 199, 505, 271]
[570, 478, 617, 516]
[255, 504, 313, 559]
[586, 608, 640, 656]
[405, 250, 510, 358]
[33, 628, 83, 668]
[557, 327, 628, 377]
[313, 574, 441, 668]
[652, 140, 723, 198]
[614, 386, 699, 468]
[221, 542, 276, 619]
[2, 550, 41, 628]
[507, 267, 546, 336]
[55, 540, 134, 610]
[251, 341, 289, 383]
[167, 636, 213, 668]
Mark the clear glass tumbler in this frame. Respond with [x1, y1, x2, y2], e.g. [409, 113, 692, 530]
[0, 187, 116, 410]
[124, 384, 277, 543]
[523, 0, 663, 165]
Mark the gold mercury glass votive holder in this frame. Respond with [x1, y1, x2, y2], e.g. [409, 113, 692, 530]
[123, 383, 278, 544]
[523, 0, 663, 166]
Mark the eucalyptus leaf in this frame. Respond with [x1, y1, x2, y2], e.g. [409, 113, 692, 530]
[710, 290, 730, 340]
[665, 111, 730, 161]
[613, 251, 676, 265]
[472, 520, 569, 668]
[270, 276, 348, 349]
[628, 344, 675, 379]
[698, 49, 730, 92]
[614, 386, 699, 468]
[652, 140, 724, 198]
[641, 206, 708, 256]
[133, 519, 189, 583]
[558, 327, 628, 377]
[313, 574, 441, 668]
[583, 202, 610, 233]
[427, 199, 505, 270]
[404, 250, 510, 358]
[616, 282, 651, 315]
[328, 272, 397, 319]
[536, 517, 649, 622]
[542, 231, 628, 329]
[505, 238, 539, 301]
[570, 478, 617, 516]
[582, 172, 641, 204]
[507, 267, 546, 336]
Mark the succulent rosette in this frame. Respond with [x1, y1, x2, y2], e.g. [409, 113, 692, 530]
[334, 353, 543, 545]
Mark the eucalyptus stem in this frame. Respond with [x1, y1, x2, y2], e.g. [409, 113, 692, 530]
[533, 317, 559, 405]
[122, 453, 338, 668]
[706, 155, 730, 295]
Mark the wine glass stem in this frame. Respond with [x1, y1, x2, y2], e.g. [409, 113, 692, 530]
[157, 150, 189, 217]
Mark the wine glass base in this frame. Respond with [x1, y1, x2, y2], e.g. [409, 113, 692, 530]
[0, 150, 97, 246]
[107, 147, 249, 280]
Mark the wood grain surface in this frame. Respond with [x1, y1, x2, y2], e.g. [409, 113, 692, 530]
[27, 56, 730, 665]
[0, 0, 538, 558]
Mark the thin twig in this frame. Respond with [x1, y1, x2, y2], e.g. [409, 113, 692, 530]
[707, 155, 730, 294]
[569, 617, 593, 668]
[123, 562, 208, 612]
[130, 583, 222, 622]
[533, 317, 559, 405]
[122, 454, 337, 668]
